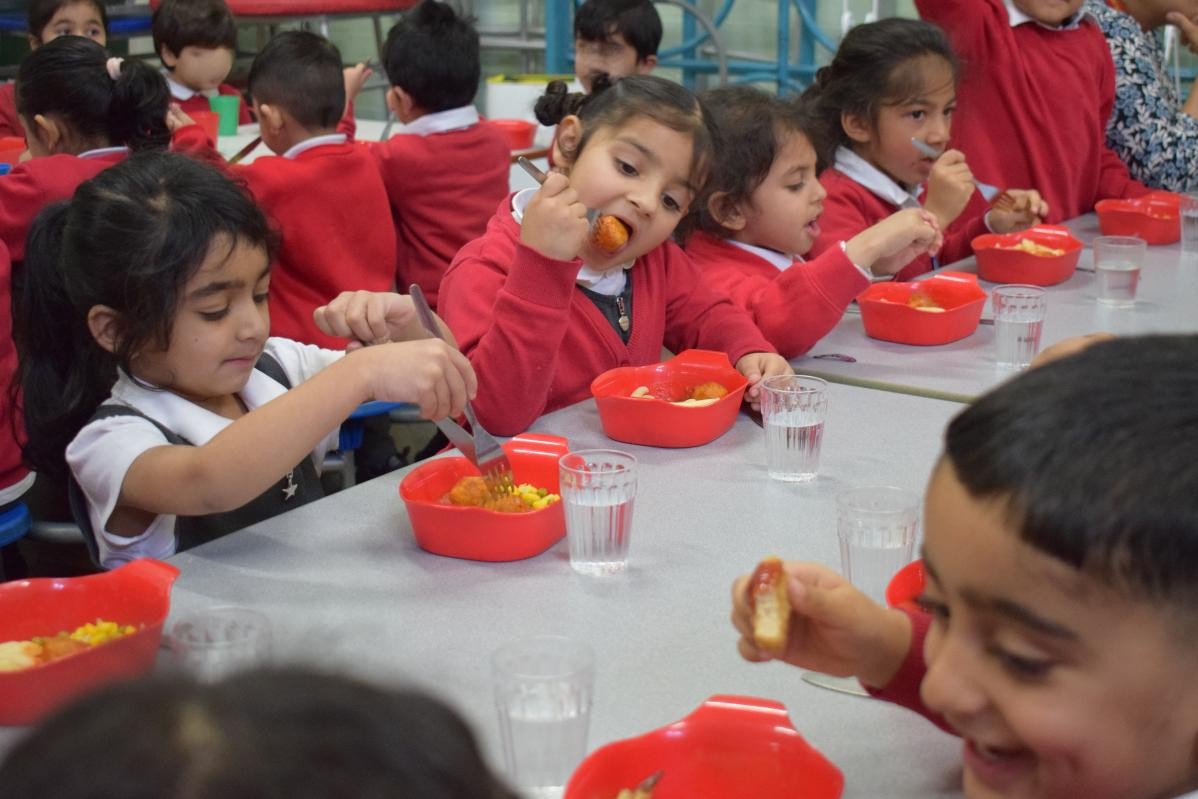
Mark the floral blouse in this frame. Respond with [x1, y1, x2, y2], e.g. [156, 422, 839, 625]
[1087, 0, 1198, 191]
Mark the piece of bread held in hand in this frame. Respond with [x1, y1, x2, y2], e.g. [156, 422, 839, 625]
[749, 556, 790, 655]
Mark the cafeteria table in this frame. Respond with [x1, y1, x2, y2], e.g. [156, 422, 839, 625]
[0, 384, 967, 797]
[795, 215, 1198, 402]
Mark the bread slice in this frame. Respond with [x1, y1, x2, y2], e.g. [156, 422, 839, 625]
[751, 556, 790, 655]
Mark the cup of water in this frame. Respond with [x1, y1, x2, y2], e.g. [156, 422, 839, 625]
[1182, 194, 1198, 256]
[991, 284, 1046, 369]
[1093, 235, 1145, 308]
[492, 635, 594, 799]
[559, 449, 637, 576]
[760, 375, 828, 482]
[837, 486, 920, 605]
[168, 606, 272, 683]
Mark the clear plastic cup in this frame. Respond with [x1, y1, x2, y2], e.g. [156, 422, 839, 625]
[168, 606, 272, 683]
[1093, 235, 1145, 308]
[992, 284, 1047, 369]
[760, 375, 828, 482]
[559, 450, 637, 576]
[1181, 194, 1198, 256]
[837, 486, 920, 605]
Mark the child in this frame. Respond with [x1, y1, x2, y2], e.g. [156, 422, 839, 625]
[0, 667, 518, 799]
[0, 0, 109, 137]
[16, 151, 475, 568]
[915, 0, 1150, 221]
[0, 242, 32, 563]
[0, 36, 170, 263]
[179, 30, 397, 348]
[152, 0, 252, 125]
[573, 0, 661, 92]
[804, 18, 1048, 280]
[438, 75, 791, 436]
[731, 334, 1198, 798]
[681, 86, 944, 359]
[358, 1, 510, 310]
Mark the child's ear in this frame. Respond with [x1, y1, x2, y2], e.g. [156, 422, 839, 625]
[160, 46, 178, 70]
[636, 54, 658, 74]
[87, 305, 124, 355]
[25, 34, 40, 50]
[707, 191, 747, 231]
[390, 86, 420, 124]
[256, 104, 284, 135]
[554, 115, 583, 169]
[31, 114, 62, 154]
[841, 111, 873, 145]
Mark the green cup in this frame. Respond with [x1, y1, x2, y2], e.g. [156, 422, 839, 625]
[208, 94, 241, 136]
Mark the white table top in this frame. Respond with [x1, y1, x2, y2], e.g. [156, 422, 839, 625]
[0, 386, 965, 796]
[795, 215, 1198, 402]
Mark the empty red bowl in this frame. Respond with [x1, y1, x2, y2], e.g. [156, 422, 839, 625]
[565, 694, 844, 799]
[1095, 190, 1180, 245]
[885, 559, 925, 611]
[590, 350, 749, 448]
[971, 224, 1083, 285]
[857, 271, 987, 346]
[399, 433, 569, 561]
[490, 118, 536, 149]
[0, 558, 180, 726]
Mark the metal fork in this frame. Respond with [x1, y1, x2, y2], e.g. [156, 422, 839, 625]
[910, 138, 1017, 211]
[407, 284, 513, 495]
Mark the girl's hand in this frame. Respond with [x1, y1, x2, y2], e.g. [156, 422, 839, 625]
[848, 208, 943, 278]
[985, 189, 1049, 233]
[343, 62, 373, 104]
[735, 352, 792, 412]
[352, 338, 478, 420]
[314, 291, 419, 350]
[165, 103, 196, 134]
[1167, 12, 1198, 54]
[521, 172, 589, 262]
[730, 560, 912, 688]
[923, 149, 975, 228]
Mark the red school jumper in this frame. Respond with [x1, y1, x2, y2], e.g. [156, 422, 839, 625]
[683, 231, 868, 358]
[0, 83, 19, 138]
[0, 241, 29, 499]
[365, 121, 510, 309]
[810, 169, 992, 280]
[915, 0, 1148, 221]
[439, 196, 777, 436]
[175, 83, 253, 125]
[234, 140, 396, 348]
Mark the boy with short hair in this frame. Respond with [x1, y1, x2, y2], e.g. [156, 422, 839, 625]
[352, 0, 509, 310]
[152, 0, 251, 125]
[573, 0, 661, 92]
[732, 334, 1198, 799]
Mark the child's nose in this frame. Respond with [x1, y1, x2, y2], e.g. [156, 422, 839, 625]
[628, 183, 659, 216]
[925, 118, 951, 148]
[238, 302, 269, 339]
[813, 178, 828, 203]
[919, 629, 989, 726]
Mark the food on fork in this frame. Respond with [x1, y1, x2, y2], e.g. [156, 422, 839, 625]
[996, 238, 1065, 258]
[749, 556, 790, 655]
[592, 215, 630, 254]
[0, 620, 139, 672]
[444, 476, 560, 512]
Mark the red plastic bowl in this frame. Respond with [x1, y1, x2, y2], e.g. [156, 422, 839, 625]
[490, 118, 536, 150]
[971, 224, 1083, 285]
[1095, 190, 1180, 245]
[399, 433, 569, 561]
[590, 350, 749, 448]
[857, 271, 987, 346]
[0, 558, 180, 726]
[885, 559, 925, 611]
[0, 135, 25, 165]
[565, 695, 844, 799]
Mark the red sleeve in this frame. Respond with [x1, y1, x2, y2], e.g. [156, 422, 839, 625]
[338, 100, 357, 139]
[169, 123, 230, 173]
[0, 165, 51, 261]
[940, 190, 993, 264]
[1093, 36, 1151, 201]
[865, 606, 956, 734]
[0, 83, 21, 139]
[440, 234, 579, 436]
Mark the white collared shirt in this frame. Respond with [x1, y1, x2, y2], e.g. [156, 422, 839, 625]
[1003, 0, 1090, 29]
[510, 187, 633, 296]
[834, 146, 922, 209]
[397, 105, 480, 138]
[78, 146, 129, 160]
[163, 70, 216, 102]
[282, 133, 347, 160]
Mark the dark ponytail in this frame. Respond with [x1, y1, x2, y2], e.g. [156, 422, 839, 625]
[16, 35, 170, 153]
[533, 75, 611, 126]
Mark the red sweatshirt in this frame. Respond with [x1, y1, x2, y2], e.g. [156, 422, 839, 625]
[364, 122, 510, 309]
[0, 240, 28, 496]
[810, 168, 992, 279]
[915, 0, 1149, 221]
[865, 606, 954, 734]
[0, 83, 19, 139]
[175, 83, 253, 125]
[683, 231, 867, 358]
[439, 196, 777, 435]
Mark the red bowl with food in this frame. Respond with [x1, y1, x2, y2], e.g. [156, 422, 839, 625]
[590, 350, 749, 448]
[857, 271, 987, 346]
[971, 224, 1083, 285]
[0, 558, 180, 726]
[565, 694, 844, 799]
[490, 118, 537, 149]
[885, 559, 925, 611]
[399, 433, 568, 561]
[1095, 190, 1180, 245]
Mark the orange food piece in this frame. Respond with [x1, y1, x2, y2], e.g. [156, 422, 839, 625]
[483, 494, 529, 514]
[749, 556, 790, 655]
[591, 215, 629, 254]
[689, 381, 728, 401]
[38, 633, 89, 663]
[447, 476, 490, 507]
[906, 292, 941, 310]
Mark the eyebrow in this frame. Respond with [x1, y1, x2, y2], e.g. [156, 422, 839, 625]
[922, 553, 1079, 640]
[615, 136, 700, 196]
[188, 265, 271, 301]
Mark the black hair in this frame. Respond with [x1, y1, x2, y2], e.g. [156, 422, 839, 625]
[382, 1, 480, 113]
[574, 0, 662, 61]
[680, 86, 818, 242]
[0, 667, 519, 799]
[248, 30, 345, 131]
[16, 35, 171, 153]
[15, 151, 276, 482]
[801, 17, 958, 157]
[534, 74, 718, 196]
[944, 335, 1198, 606]
[27, 0, 109, 44]
[152, 0, 237, 63]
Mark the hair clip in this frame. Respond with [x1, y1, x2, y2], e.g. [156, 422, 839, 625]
[106, 57, 124, 80]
